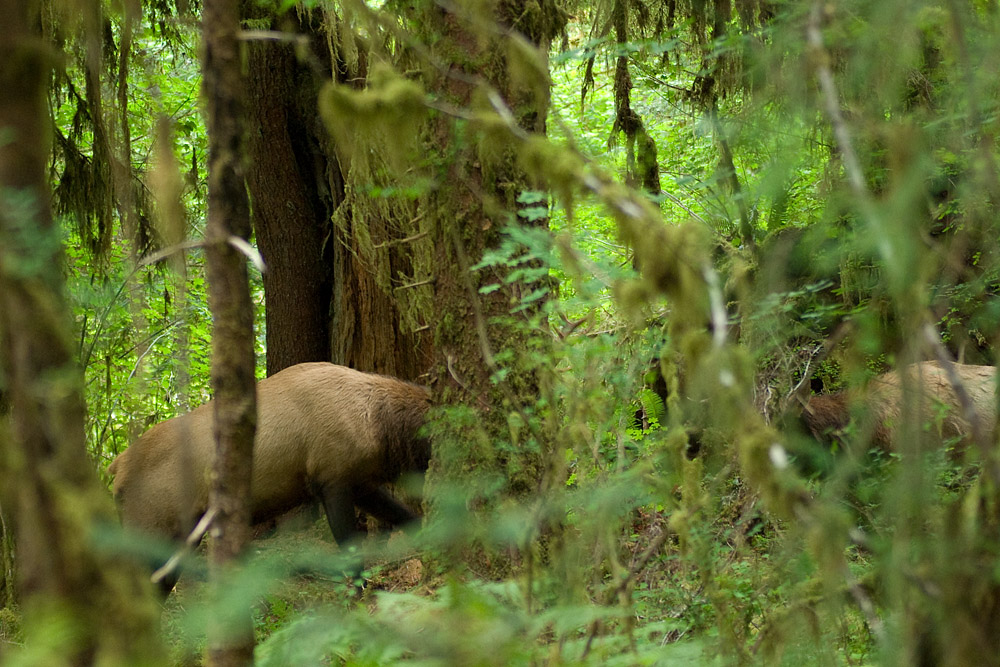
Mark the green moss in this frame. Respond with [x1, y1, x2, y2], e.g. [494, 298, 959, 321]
[0, 606, 22, 646]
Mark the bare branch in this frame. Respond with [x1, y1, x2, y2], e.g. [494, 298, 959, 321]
[139, 239, 208, 267]
[227, 234, 266, 272]
[151, 506, 218, 585]
[394, 277, 435, 291]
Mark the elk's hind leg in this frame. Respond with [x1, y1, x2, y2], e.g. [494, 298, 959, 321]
[316, 482, 366, 587]
[353, 485, 419, 528]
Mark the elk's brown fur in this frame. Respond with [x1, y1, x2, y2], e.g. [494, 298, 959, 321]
[108, 362, 431, 591]
[801, 361, 997, 449]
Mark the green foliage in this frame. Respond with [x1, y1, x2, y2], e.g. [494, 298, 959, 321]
[0, 606, 22, 650]
[15, 0, 1000, 663]
[253, 577, 723, 665]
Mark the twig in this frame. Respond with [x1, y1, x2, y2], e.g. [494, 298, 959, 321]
[807, 1, 894, 267]
[659, 189, 709, 226]
[394, 278, 435, 291]
[703, 264, 728, 348]
[921, 323, 982, 443]
[372, 230, 428, 249]
[783, 320, 852, 417]
[846, 576, 884, 643]
[555, 315, 588, 340]
[95, 322, 179, 454]
[139, 235, 265, 273]
[139, 239, 208, 267]
[787, 344, 824, 407]
[150, 506, 217, 585]
[806, 2, 870, 208]
[445, 354, 471, 392]
[580, 525, 672, 659]
[81, 268, 136, 370]
[921, 322, 1000, 487]
[226, 235, 266, 272]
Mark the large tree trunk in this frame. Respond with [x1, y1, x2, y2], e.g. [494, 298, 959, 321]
[423, 0, 564, 431]
[242, 5, 433, 380]
[428, 7, 560, 380]
[0, 0, 164, 662]
[330, 190, 435, 378]
[242, 6, 339, 376]
[203, 0, 257, 664]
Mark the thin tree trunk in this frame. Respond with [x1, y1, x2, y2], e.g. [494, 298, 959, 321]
[0, 0, 164, 662]
[0, 498, 15, 613]
[611, 0, 662, 196]
[202, 0, 257, 664]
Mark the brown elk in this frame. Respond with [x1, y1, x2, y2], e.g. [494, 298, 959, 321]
[108, 362, 431, 593]
[801, 361, 996, 450]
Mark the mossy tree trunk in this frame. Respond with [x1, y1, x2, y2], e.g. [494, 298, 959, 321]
[241, 3, 431, 380]
[331, 197, 436, 379]
[241, 4, 341, 377]
[203, 0, 257, 664]
[0, 500, 12, 612]
[0, 365, 11, 612]
[419, 0, 565, 493]
[0, 0, 164, 662]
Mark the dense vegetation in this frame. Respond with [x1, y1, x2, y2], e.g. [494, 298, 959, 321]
[4, 0, 1000, 664]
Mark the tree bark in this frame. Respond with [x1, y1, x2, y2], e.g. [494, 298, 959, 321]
[0, 499, 13, 612]
[242, 5, 433, 380]
[331, 208, 435, 379]
[421, 0, 564, 492]
[0, 0, 164, 662]
[242, 6, 339, 376]
[203, 0, 257, 664]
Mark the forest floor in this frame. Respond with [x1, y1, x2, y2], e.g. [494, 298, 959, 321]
[161, 508, 431, 662]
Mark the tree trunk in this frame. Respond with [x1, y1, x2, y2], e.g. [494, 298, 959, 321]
[421, 0, 565, 492]
[242, 6, 339, 376]
[242, 5, 433, 380]
[0, 311, 11, 617]
[203, 0, 257, 664]
[0, 485, 15, 614]
[0, 0, 164, 662]
[331, 205, 435, 379]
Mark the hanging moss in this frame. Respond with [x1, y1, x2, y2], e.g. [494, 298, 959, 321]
[318, 64, 436, 334]
[319, 64, 427, 169]
[52, 126, 114, 260]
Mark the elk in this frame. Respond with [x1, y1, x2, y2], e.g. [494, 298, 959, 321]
[801, 361, 996, 450]
[108, 362, 431, 593]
